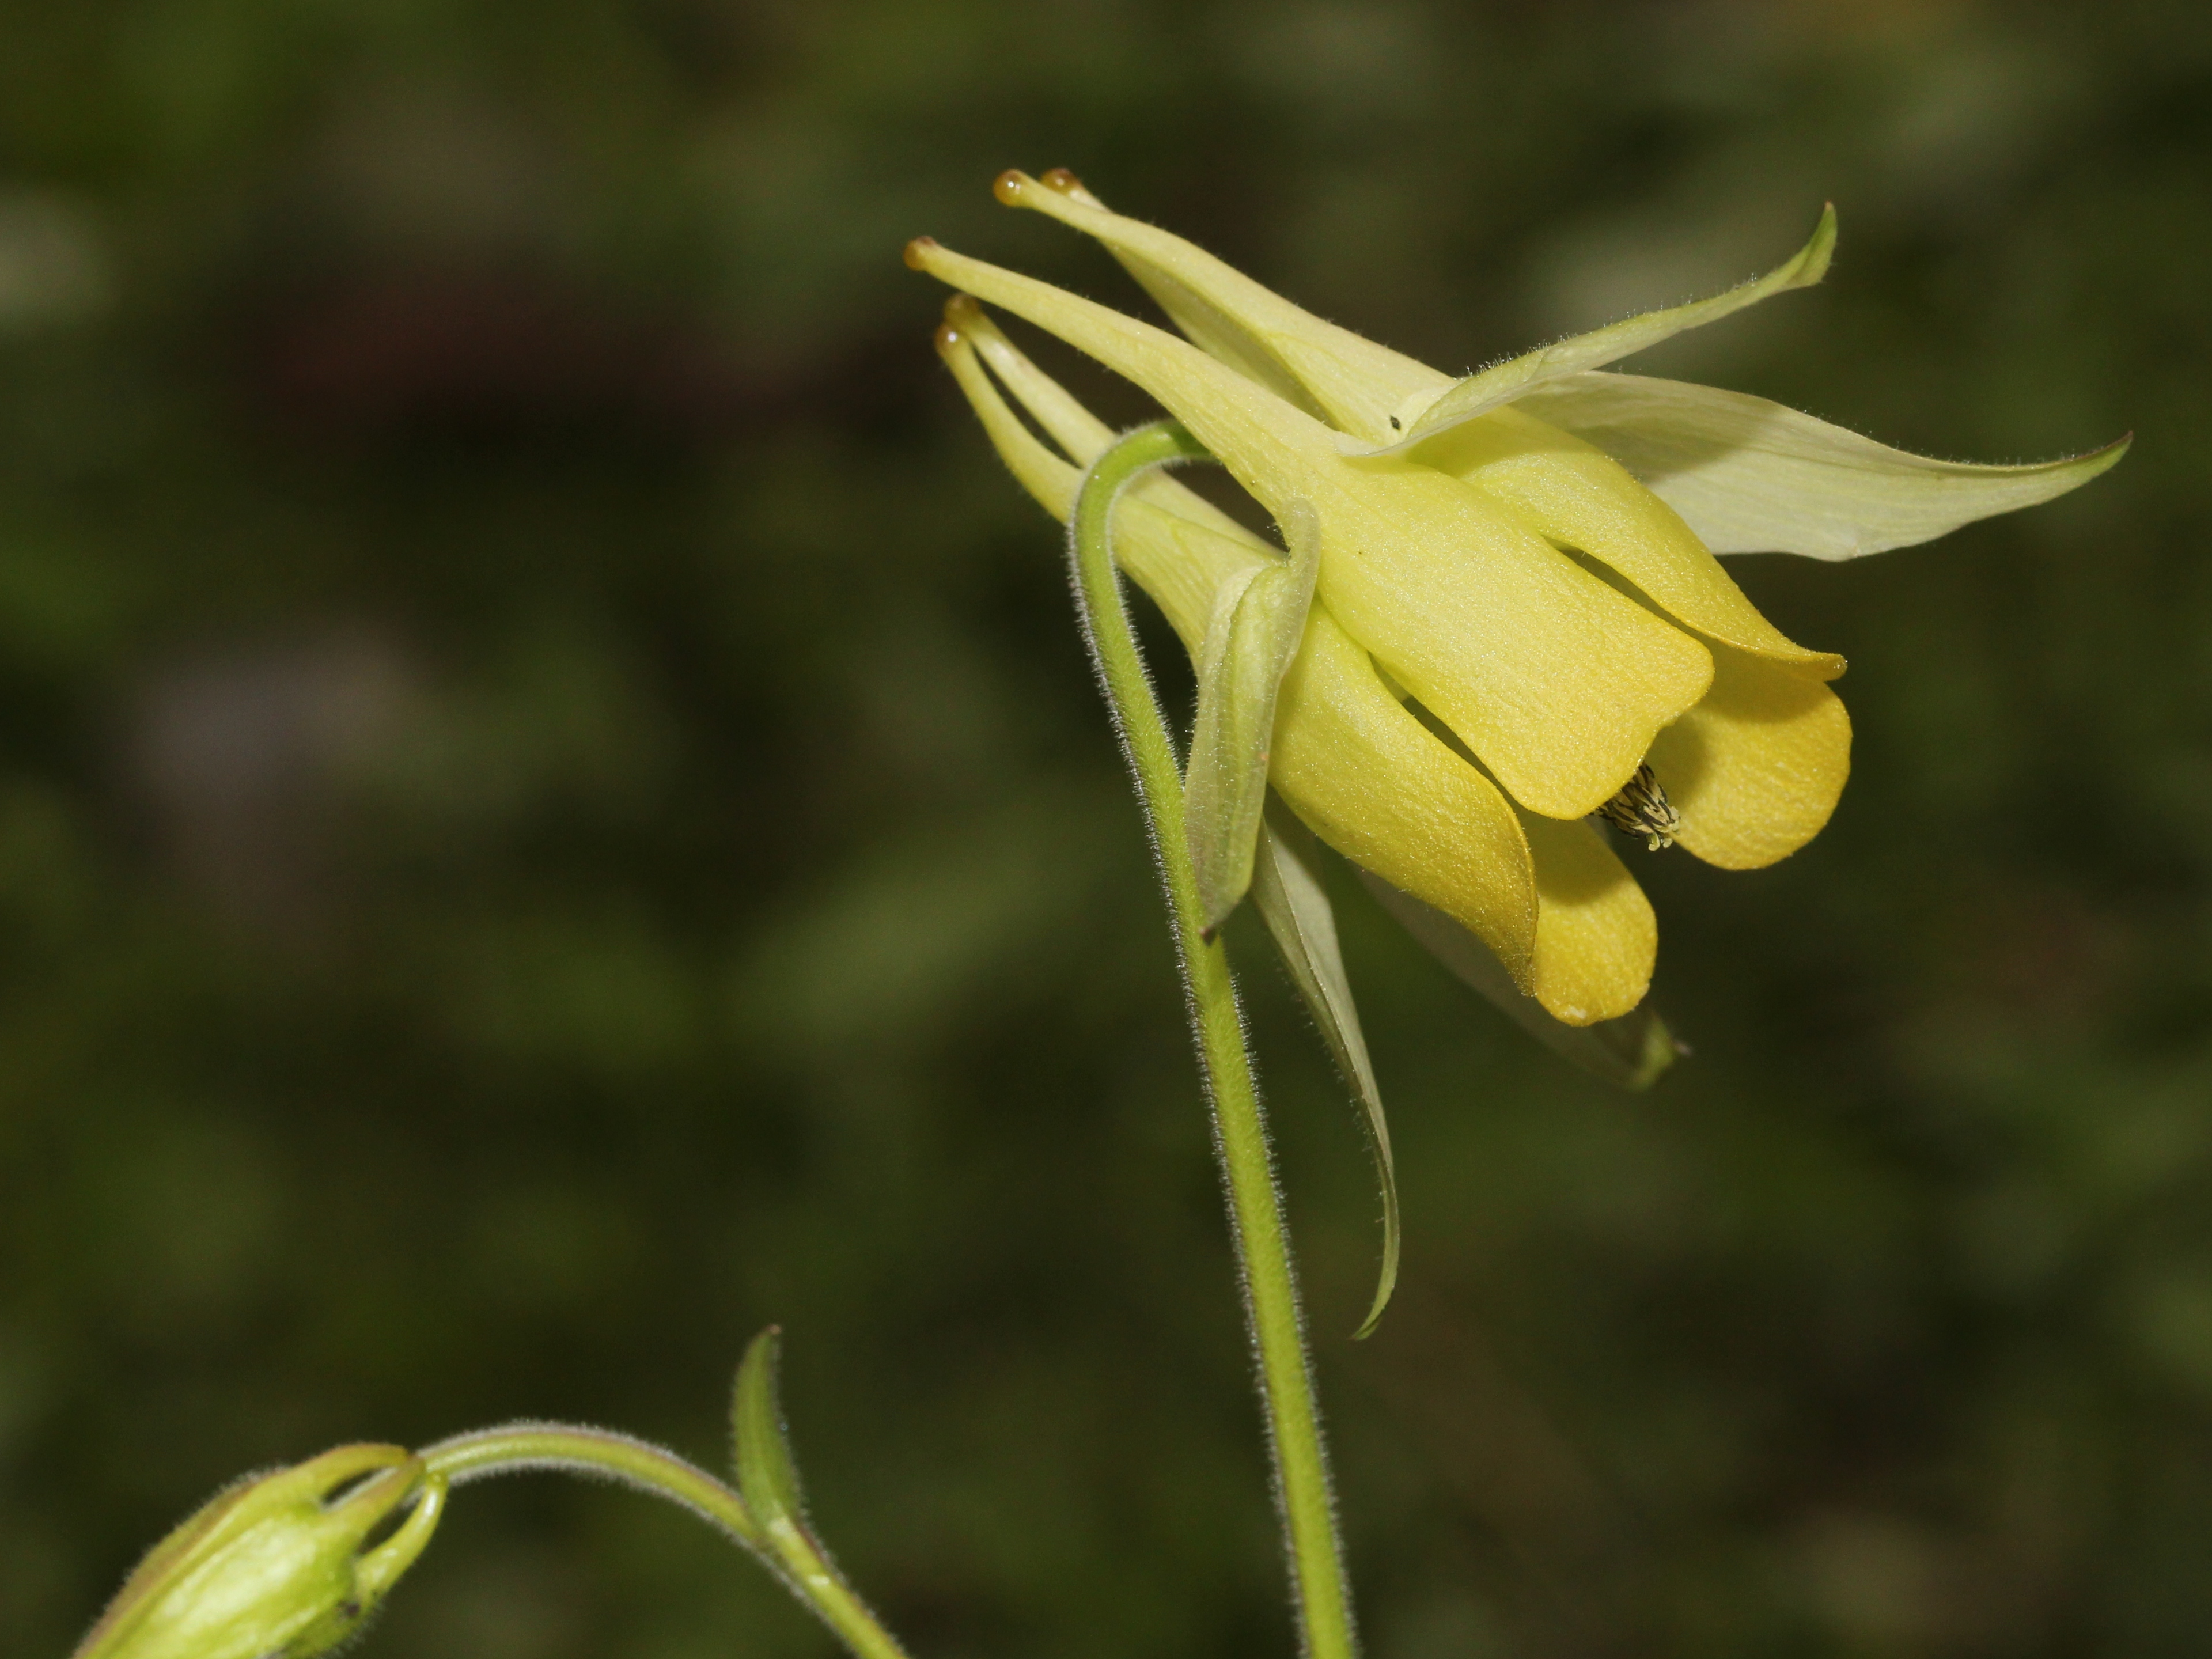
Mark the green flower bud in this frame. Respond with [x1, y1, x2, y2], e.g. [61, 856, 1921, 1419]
[74, 1444, 446, 1659]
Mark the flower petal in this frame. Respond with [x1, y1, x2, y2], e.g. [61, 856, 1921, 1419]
[995, 169, 1441, 443]
[1414, 406, 1843, 678]
[914, 239, 1714, 819]
[911, 234, 1351, 518]
[1187, 499, 1320, 935]
[946, 297, 1267, 545]
[939, 310, 1544, 978]
[1249, 804, 1400, 1338]
[1643, 642, 1852, 870]
[937, 309, 1085, 514]
[1271, 605, 1537, 984]
[1517, 370, 2130, 559]
[1516, 808, 1657, 1025]
[935, 306, 1267, 650]
[1310, 461, 1714, 817]
[1357, 869, 1677, 1088]
[1343, 206, 1838, 457]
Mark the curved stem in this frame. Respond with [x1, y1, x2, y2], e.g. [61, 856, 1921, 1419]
[1070, 422, 1357, 1659]
[421, 1425, 908, 1659]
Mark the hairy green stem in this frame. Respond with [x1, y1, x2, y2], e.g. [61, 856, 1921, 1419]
[421, 1425, 908, 1659]
[1070, 421, 1357, 1659]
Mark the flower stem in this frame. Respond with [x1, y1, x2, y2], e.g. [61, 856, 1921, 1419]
[1070, 421, 1357, 1659]
[420, 1425, 909, 1659]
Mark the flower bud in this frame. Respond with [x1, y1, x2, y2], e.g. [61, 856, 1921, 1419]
[74, 1444, 446, 1659]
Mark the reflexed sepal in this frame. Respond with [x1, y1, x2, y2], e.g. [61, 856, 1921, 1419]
[1187, 500, 1321, 937]
[1344, 206, 1838, 457]
[1516, 370, 2131, 559]
[1250, 803, 1399, 1339]
[1360, 870, 1679, 1089]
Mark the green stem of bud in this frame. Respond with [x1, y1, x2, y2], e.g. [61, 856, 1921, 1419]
[1070, 422, 1358, 1659]
[419, 1425, 907, 1659]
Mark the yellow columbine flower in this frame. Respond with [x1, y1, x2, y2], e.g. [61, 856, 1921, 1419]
[911, 171, 2123, 1030]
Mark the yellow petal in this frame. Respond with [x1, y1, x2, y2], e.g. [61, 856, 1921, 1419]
[935, 272, 1656, 1025]
[1308, 459, 1715, 818]
[938, 310, 1544, 973]
[1518, 809, 1656, 1025]
[1415, 406, 1844, 680]
[911, 241, 1713, 818]
[936, 310, 1084, 517]
[1271, 605, 1537, 983]
[935, 309, 1266, 652]
[910, 234, 1334, 490]
[949, 296, 1258, 547]
[1643, 642, 1853, 870]
[997, 168, 1441, 443]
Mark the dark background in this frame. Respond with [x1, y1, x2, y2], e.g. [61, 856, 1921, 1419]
[6, 1, 2210, 1654]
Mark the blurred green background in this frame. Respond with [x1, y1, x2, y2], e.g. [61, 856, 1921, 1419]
[4, 0, 2209, 1654]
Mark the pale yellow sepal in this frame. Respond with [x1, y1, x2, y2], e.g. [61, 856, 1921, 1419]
[1359, 869, 1678, 1088]
[1344, 206, 1839, 458]
[1249, 804, 1399, 1337]
[911, 238, 1715, 819]
[1186, 499, 1321, 935]
[1645, 643, 1853, 870]
[1515, 370, 2131, 560]
[1412, 406, 1844, 680]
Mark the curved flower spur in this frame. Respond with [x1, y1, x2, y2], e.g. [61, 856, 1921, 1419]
[910, 171, 2124, 1084]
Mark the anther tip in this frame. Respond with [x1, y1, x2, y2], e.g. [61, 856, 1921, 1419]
[902, 235, 938, 270]
[933, 320, 964, 356]
[993, 169, 1033, 206]
[1040, 167, 1083, 192]
[942, 292, 983, 324]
